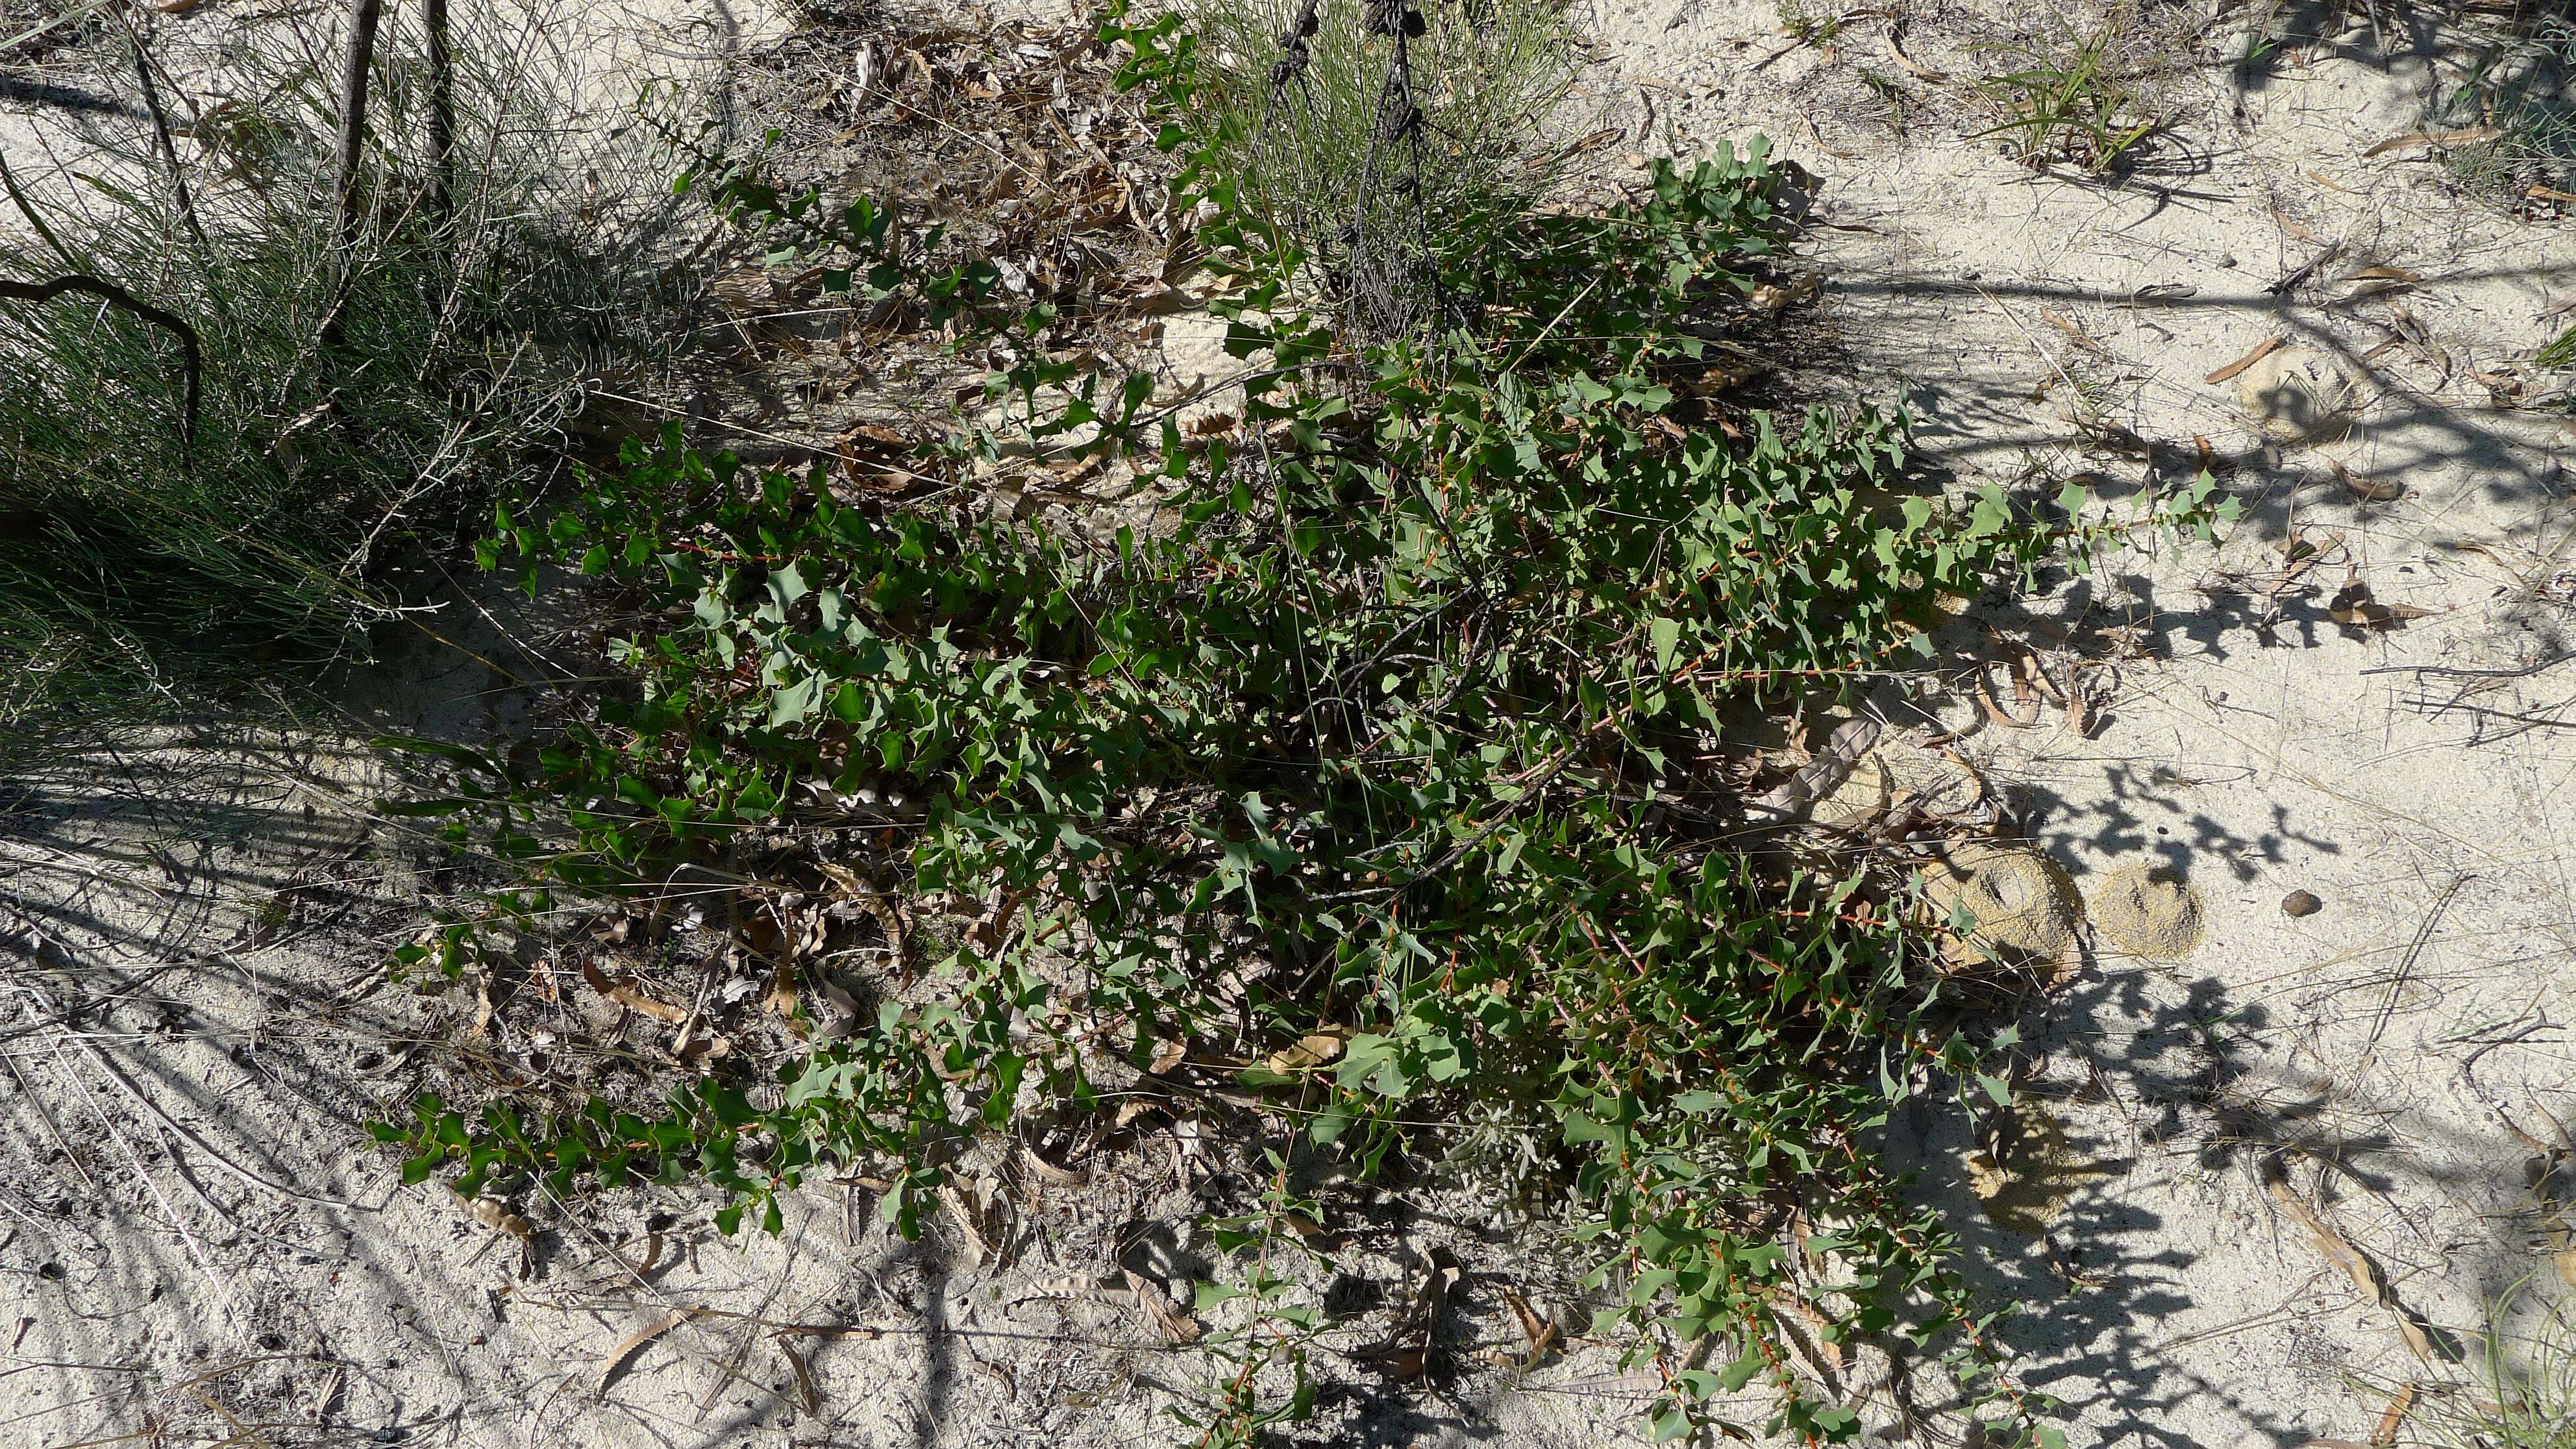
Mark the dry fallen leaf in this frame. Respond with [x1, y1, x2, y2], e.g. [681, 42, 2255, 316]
[597, 1308, 698, 1397]
[1124, 1270, 1202, 1344]
[2268, 1175, 2442, 1362]
[2362, 125, 2505, 157]
[2329, 573, 2435, 630]
[2207, 335, 2286, 385]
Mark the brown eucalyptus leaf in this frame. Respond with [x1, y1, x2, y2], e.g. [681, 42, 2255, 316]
[2207, 336, 2285, 384]
[597, 1308, 698, 1397]
[1123, 1270, 1201, 1344]
[2329, 575, 2434, 629]
[2331, 460, 2404, 503]
[2268, 1177, 2440, 1362]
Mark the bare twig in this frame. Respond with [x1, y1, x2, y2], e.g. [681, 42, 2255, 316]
[321, 0, 388, 349]
[424, 0, 455, 231]
[2359, 649, 2576, 680]
[127, 28, 208, 254]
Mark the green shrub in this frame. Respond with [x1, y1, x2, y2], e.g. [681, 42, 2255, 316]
[377, 5, 2230, 1441]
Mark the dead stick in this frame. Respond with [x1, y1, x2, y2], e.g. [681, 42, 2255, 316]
[424, 0, 454, 231]
[321, 0, 387, 349]
[129, 31, 208, 254]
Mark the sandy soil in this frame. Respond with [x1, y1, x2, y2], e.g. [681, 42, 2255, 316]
[6, 0, 2576, 1446]
[1581, 3, 2576, 1445]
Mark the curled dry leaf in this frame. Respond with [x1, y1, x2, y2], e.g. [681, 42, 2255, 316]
[2207, 335, 2285, 385]
[597, 1307, 699, 1397]
[581, 960, 689, 1024]
[2329, 574, 2435, 630]
[2267, 1175, 2444, 1363]
[1123, 1269, 1202, 1344]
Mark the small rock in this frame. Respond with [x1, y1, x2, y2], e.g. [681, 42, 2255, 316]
[2281, 889, 2322, 918]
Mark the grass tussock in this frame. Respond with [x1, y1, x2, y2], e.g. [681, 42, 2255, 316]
[2427, 10, 2576, 206]
[1182, 0, 1590, 316]
[0, 4, 654, 731]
